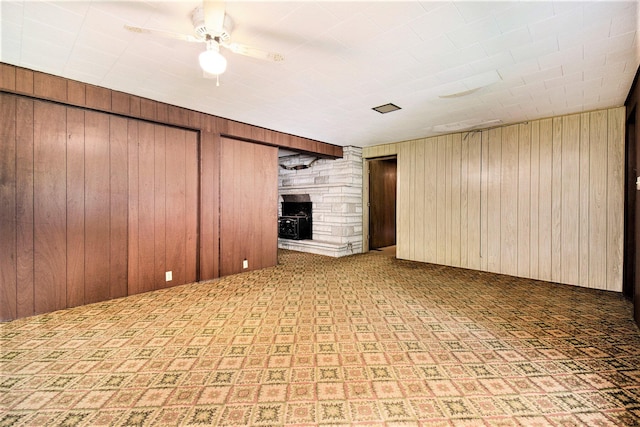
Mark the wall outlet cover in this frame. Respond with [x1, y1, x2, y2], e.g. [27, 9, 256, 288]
[165, 271, 172, 281]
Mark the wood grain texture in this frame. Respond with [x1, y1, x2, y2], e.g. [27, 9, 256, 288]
[561, 114, 580, 285]
[487, 128, 501, 273]
[220, 138, 278, 275]
[0, 63, 16, 91]
[33, 72, 66, 102]
[0, 94, 17, 321]
[538, 119, 553, 281]
[137, 122, 156, 294]
[154, 125, 167, 288]
[65, 108, 85, 308]
[517, 123, 531, 278]
[127, 121, 141, 295]
[33, 101, 67, 315]
[369, 159, 397, 249]
[199, 131, 218, 280]
[185, 131, 199, 283]
[466, 131, 482, 271]
[424, 138, 438, 262]
[500, 125, 518, 276]
[589, 110, 608, 288]
[109, 116, 128, 299]
[16, 68, 34, 94]
[451, 134, 461, 267]
[15, 98, 35, 319]
[579, 113, 591, 287]
[165, 127, 187, 286]
[551, 117, 563, 282]
[84, 110, 111, 304]
[529, 121, 540, 279]
[390, 109, 624, 292]
[607, 107, 624, 291]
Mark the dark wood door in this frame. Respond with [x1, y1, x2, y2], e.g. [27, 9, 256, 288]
[369, 158, 397, 249]
[127, 121, 199, 295]
[220, 138, 278, 275]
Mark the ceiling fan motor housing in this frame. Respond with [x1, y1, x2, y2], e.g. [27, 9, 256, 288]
[191, 6, 231, 41]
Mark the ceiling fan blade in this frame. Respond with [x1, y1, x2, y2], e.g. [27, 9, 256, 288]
[222, 42, 284, 62]
[124, 25, 201, 43]
[203, 0, 226, 34]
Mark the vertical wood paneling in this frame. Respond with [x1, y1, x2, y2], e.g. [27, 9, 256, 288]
[392, 108, 623, 292]
[185, 131, 199, 283]
[460, 134, 469, 268]
[538, 119, 553, 281]
[408, 141, 417, 260]
[0, 94, 17, 321]
[127, 121, 141, 295]
[165, 127, 187, 286]
[137, 122, 156, 293]
[199, 131, 219, 280]
[561, 114, 580, 285]
[529, 121, 540, 278]
[551, 118, 563, 282]
[451, 134, 462, 267]
[154, 126, 167, 288]
[480, 130, 489, 272]
[66, 108, 85, 308]
[487, 128, 502, 273]
[444, 135, 452, 265]
[258, 143, 278, 269]
[84, 111, 110, 304]
[589, 110, 608, 288]
[424, 138, 437, 262]
[220, 138, 278, 275]
[109, 116, 128, 299]
[467, 131, 482, 270]
[607, 108, 624, 291]
[579, 113, 590, 286]
[436, 136, 447, 264]
[396, 143, 409, 260]
[15, 98, 35, 319]
[414, 141, 425, 261]
[33, 101, 67, 315]
[500, 125, 518, 276]
[517, 123, 531, 278]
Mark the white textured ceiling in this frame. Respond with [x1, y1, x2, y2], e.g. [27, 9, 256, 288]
[1, 1, 638, 148]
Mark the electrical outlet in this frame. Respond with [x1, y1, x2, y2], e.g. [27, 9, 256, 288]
[165, 271, 172, 281]
[243, 259, 248, 269]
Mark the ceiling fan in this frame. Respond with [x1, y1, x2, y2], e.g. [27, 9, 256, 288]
[124, 0, 284, 83]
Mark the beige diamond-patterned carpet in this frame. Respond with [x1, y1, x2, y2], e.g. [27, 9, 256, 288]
[1, 250, 639, 426]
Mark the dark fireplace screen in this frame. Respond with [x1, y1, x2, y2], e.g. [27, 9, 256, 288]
[278, 195, 312, 240]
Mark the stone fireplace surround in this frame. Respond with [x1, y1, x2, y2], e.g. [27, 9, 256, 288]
[278, 146, 363, 257]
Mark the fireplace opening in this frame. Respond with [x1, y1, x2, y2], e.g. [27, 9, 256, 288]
[279, 194, 312, 240]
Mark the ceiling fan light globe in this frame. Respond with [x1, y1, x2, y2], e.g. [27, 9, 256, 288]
[199, 49, 227, 75]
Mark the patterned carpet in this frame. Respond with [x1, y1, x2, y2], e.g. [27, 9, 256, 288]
[1, 250, 640, 426]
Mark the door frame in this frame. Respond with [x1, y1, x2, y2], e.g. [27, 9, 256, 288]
[362, 155, 397, 252]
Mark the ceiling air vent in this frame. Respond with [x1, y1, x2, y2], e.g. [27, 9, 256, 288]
[372, 103, 401, 114]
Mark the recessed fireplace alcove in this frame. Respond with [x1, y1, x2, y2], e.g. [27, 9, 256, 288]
[278, 146, 363, 257]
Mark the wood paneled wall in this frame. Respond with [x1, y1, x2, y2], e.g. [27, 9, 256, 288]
[377, 108, 624, 291]
[127, 121, 199, 295]
[220, 138, 278, 275]
[0, 63, 342, 158]
[1, 63, 342, 321]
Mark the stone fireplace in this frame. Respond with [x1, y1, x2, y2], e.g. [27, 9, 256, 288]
[278, 146, 363, 257]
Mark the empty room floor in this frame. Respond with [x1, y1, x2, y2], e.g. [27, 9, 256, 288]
[1, 250, 639, 426]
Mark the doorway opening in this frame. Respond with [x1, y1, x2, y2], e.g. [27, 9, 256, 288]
[368, 157, 397, 252]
